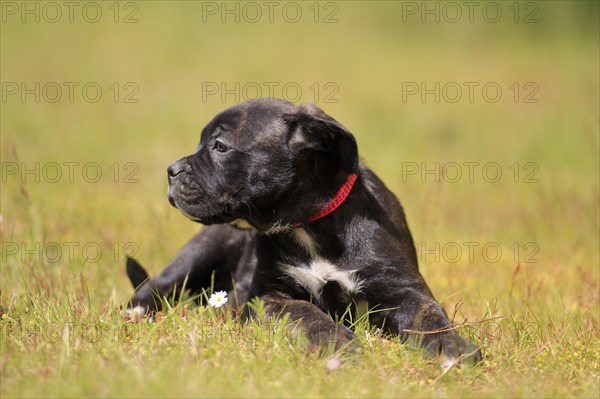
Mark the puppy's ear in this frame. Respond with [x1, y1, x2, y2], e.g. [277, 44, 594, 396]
[284, 104, 358, 173]
[126, 256, 149, 290]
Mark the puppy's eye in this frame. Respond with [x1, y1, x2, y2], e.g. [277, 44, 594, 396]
[213, 140, 230, 153]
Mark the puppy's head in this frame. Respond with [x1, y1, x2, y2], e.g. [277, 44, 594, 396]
[167, 98, 358, 231]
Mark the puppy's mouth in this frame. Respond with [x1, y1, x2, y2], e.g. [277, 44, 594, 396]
[168, 192, 177, 208]
[168, 184, 235, 225]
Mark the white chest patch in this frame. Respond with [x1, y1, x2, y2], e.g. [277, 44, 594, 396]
[291, 228, 317, 256]
[280, 259, 362, 303]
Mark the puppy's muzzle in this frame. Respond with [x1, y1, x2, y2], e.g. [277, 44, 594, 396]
[167, 159, 188, 208]
[168, 159, 185, 179]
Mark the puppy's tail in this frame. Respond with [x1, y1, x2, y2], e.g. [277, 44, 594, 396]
[126, 256, 150, 290]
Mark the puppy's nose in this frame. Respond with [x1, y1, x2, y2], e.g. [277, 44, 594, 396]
[167, 160, 184, 178]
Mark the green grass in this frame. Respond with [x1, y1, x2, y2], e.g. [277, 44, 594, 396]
[1, 1, 599, 398]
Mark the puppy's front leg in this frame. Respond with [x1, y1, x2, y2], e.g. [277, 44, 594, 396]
[127, 225, 252, 314]
[409, 296, 482, 367]
[375, 288, 482, 367]
[255, 294, 358, 352]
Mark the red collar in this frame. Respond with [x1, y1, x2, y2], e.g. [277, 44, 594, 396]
[293, 173, 358, 228]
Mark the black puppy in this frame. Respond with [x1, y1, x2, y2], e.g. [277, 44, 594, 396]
[126, 98, 481, 366]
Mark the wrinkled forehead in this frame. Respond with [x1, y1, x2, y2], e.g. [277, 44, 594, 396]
[201, 99, 296, 143]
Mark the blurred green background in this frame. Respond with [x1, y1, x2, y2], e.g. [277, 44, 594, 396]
[1, 1, 599, 397]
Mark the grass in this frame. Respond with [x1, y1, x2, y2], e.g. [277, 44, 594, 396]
[1, 1, 599, 398]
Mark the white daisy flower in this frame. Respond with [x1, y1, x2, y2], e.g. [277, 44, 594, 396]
[208, 291, 228, 308]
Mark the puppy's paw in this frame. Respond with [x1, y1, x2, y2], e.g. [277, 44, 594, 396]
[124, 305, 155, 323]
[425, 333, 482, 368]
[307, 324, 359, 354]
[334, 325, 360, 353]
[326, 355, 343, 370]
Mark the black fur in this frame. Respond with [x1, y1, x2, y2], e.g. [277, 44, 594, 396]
[126, 257, 149, 290]
[126, 98, 482, 366]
